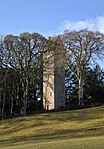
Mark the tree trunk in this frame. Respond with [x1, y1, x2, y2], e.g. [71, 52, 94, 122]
[78, 75, 84, 106]
[10, 96, 13, 116]
[0, 90, 1, 118]
[23, 98, 27, 116]
[22, 78, 29, 116]
[1, 92, 6, 119]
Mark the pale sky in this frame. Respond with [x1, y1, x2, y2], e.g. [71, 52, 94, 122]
[0, 0, 104, 36]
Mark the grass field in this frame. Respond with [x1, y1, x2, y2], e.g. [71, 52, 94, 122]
[0, 106, 104, 149]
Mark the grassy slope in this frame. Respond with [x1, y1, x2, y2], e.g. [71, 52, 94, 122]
[0, 106, 104, 148]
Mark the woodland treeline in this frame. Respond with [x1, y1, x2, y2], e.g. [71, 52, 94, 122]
[0, 29, 104, 119]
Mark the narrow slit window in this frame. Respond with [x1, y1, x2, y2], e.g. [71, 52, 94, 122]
[50, 92, 52, 96]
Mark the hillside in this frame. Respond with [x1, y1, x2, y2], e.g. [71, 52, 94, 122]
[0, 106, 104, 149]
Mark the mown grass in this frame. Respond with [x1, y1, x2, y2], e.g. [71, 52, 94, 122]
[0, 106, 104, 148]
[1, 136, 104, 149]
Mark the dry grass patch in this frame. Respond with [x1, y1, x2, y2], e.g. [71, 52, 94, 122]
[0, 105, 104, 146]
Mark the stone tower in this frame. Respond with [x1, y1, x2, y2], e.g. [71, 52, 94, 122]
[43, 37, 65, 110]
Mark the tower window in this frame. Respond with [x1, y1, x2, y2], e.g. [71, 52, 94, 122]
[50, 92, 52, 96]
[47, 105, 50, 110]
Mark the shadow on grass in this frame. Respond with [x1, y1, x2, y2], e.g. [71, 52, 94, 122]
[0, 106, 104, 148]
[0, 127, 104, 148]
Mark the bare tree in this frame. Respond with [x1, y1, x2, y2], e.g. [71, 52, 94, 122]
[61, 29, 104, 106]
[3, 32, 46, 116]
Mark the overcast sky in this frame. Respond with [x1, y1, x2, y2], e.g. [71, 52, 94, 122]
[0, 0, 104, 36]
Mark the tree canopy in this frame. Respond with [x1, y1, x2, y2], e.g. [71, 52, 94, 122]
[0, 29, 104, 119]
